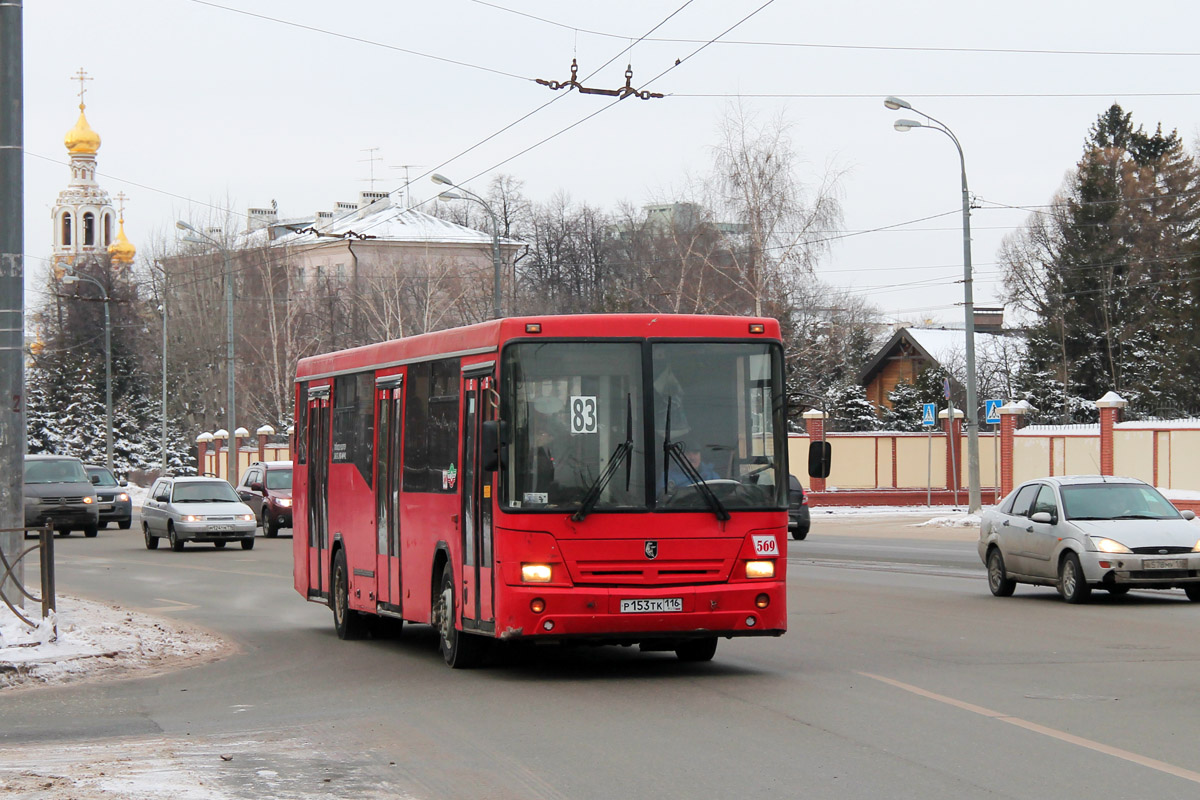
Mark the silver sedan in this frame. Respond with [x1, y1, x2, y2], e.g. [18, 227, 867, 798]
[979, 476, 1200, 603]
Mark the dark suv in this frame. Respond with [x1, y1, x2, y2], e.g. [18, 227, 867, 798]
[24, 454, 99, 537]
[788, 475, 811, 540]
[235, 460, 293, 537]
[85, 464, 133, 530]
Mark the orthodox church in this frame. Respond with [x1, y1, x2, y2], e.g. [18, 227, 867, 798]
[51, 70, 135, 275]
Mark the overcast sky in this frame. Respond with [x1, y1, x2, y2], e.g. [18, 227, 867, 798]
[20, 0, 1200, 326]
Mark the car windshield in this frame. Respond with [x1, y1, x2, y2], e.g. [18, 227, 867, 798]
[1060, 483, 1181, 520]
[86, 468, 118, 486]
[24, 459, 88, 484]
[172, 482, 240, 503]
[265, 469, 293, 490]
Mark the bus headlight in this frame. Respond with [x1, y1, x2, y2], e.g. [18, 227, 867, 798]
[745, 560, 775, 579]
[522, 564, 552, 583]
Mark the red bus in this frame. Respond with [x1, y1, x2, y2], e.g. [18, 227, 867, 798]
[293, 314, 824, 667]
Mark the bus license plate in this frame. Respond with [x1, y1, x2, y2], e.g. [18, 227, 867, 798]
[1144, 558, 1185, 570]
[620, 598, 683, 614]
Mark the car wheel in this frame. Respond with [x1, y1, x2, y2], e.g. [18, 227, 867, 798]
[791, 526, 809, 541]
[675, 637, 718, 662]
[332, 549, 366, 640]
[213, 540, 227, 549]
[143, 523, 158, 550]
[434, 562, 487, 668]
[1058, 552, 1091, 604]
[169, 524, 184, 552]
[987, 548, 1016, 597]
[1184, 585, 1200, 602]
[241, 537, 255, 550]
[118, 519, 131, 530]
[83, 525, 98, 538]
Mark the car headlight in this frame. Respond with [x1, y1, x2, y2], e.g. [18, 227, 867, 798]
[746, 560, 776, 579]
[521, 564, 552, 583]
[1090, 537, 1132, 554]
[182, 514, 205, 522]
[117, 493, 129, 502]
[238, 514, 254, 522]
[82, 496, 94, 504]
[277, 498, 292, 507]
[24, 496, 40, 505]
[1193, 539, 1200, 553]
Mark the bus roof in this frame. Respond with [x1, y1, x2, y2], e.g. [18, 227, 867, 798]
[295, 314, 781, 382]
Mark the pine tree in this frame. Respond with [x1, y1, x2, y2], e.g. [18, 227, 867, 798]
[882, 379, 925, 431]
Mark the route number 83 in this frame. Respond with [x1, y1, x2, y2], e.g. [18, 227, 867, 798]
[570, 395, 598, 434]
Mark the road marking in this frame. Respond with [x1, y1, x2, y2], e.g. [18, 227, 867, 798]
[859, 672, 1200, 785]
[143, 598, 199, 613]
[58, 553, 280, 580]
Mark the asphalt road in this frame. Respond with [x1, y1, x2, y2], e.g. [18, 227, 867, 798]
[4, 514, 1200, 799]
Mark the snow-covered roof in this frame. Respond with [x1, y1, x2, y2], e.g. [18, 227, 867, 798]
[269, 199, 515, 248]
[904, 327, 1025, 369]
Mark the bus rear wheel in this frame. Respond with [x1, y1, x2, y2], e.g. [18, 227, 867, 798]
[434, 563, 487, 669]
[675, 637, 718, 662]
[332, 549, 366, 640]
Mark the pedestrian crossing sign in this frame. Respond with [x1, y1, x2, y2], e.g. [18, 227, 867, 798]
[985, 399, 1003, 425]
[922, 403, 936, 427]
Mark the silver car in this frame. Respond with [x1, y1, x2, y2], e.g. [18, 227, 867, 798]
[142, 476, 257, 551]
[979, 476, 1200, 603]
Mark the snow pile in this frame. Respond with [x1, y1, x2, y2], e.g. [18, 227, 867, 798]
[1, 595, 227, 690]
[913, 513, 982, 528]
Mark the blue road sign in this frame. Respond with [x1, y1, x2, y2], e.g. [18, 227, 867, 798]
[985, 399, 1003, 425]
[922, 402, 937, 427]
[942, 378, 951, 399]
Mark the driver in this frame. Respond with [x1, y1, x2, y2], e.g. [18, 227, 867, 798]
[667, 442, 719, 487]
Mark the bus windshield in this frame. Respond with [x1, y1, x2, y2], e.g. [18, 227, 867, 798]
[652, 342, 785, 512]
[501, 342, 646, 512]
[499, 339, 786, 514]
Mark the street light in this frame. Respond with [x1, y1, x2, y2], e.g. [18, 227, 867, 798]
[884, 96, 982, 512]
[176, 220, 237, 484]
[431, 173, 503, 319]
[149, 261, 168, 474]
[62, 271, 113, 471]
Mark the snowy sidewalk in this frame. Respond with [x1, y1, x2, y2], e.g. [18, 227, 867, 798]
[1, 594, 228, 691]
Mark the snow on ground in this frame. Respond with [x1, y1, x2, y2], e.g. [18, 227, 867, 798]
[0, 594, 229, 691]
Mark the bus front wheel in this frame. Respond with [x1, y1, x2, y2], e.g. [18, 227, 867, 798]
[434, 563, 487, 669]
[332, 549, 367, 640]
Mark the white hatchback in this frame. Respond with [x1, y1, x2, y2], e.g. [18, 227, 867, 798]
[142, 476, 257, 551]
[979, 476, 1200, 603]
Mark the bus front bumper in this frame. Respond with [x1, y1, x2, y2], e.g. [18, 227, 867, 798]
[495, 582, 786, 641]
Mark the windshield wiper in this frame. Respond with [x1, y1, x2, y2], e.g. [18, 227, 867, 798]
[662, 397, 730, 522]
[572, 393, 634, 522]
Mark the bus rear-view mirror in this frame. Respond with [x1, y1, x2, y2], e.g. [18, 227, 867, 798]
[481, 420, 509, 472]
[808, 440, 831, 479]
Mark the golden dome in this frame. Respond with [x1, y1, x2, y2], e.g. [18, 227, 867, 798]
[108, 217, 136, 265]
[64, 104, 101, 155]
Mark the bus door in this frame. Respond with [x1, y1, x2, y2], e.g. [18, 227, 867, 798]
[306, 385, 331, 598]
[374, 376, 403, 611]
[461, 367, 496, 630]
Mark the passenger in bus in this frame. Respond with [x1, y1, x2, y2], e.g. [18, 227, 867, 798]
[667, 442, 720, 488]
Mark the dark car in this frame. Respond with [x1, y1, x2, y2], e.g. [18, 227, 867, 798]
[235, 460, 293, 537]
[84, 464, 133, 530]
[788, 474, 810, 540]
[23, 454, 99, 537]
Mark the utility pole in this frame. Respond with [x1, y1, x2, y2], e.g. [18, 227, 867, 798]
[0, 0, 24, 596]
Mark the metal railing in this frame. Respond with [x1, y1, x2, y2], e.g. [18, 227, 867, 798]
[0, 524, 57, 632]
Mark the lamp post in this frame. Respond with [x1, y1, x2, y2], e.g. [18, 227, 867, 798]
[430, 173, 503, 319]
[149, 261, 168, 473]
[63, 271, 113, 471]
[884, 96, 982, 512]
[176, 221, 237, 484]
